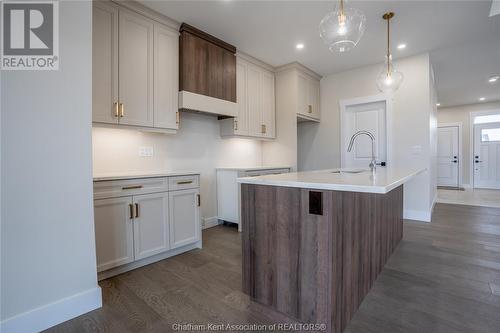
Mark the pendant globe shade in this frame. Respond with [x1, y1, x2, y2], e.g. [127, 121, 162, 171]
[319, 0, 366, 53]
[376, 12, 404, 93]
[376, 55, 404, 93]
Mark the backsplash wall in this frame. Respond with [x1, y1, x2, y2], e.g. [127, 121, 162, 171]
[92, 112, 263, 221]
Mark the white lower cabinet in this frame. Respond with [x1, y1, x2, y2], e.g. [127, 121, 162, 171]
[133, 192, 170, 260]
[169, 188, 200, 249]
[94, 197, 135, 272]
[93, 175, 201, 277]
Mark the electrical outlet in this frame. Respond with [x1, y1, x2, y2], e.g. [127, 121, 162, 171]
[139, 146, 154, 157]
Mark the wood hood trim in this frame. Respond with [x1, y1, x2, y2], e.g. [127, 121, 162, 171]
[180, 23, 236, 54]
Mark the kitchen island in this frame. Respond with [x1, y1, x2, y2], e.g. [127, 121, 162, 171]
[237, 167, 425, 333]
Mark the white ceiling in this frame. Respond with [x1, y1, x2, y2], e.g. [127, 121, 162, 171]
[140, 0, 500, 108]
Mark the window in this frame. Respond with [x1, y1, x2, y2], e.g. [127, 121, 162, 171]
[481, 128, 500, 142]
[474, 114, 500, 124]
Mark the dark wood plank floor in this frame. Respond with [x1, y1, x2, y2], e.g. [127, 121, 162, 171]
[46, 204, 500, 333]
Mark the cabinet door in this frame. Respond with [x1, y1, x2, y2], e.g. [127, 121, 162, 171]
[247, 65, 262, 137]
[119, 9, 154, 127]
[261, 71, 275, 138]
[92, 2, 119, 124]
[169, 189, 200, 249]
[308, 78, 320, 120]
[297, 72, 309, 117]
[234, 60, 249, 135]
[133, 192, 170, 260]
[94, 197, 134, 272]
[154, 24, 179, 130]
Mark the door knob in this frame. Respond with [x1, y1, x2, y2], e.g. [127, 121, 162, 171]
[453, 156, 457, 159]
[452, 160, 458, 163]
[475, 160, 482, 163]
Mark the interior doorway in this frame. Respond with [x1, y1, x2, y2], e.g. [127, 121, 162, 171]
[340, 95, 391, 169]
[437, 124, 461, 187]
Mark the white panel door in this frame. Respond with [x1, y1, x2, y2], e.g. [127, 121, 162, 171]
[297, 73, 309, 117]
[474, 122, 500, 189]
[437, 126, 459, 187]
[94, 197, 134, 272]
[247, 65, 262, 137]
[92, 2, 119, 124]
[119, 9, 154, 127]
[154, 24, 178, 130]
[308, 78, 320, 120]
[133, 192, 170, 260]
[343, 101, 387, 169]
[261, 71, 275, 139]
[169, 189, 200, 249]
[235, 60, 249, 135]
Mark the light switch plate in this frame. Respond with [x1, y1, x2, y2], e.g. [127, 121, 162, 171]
[139, 146, 154, 157]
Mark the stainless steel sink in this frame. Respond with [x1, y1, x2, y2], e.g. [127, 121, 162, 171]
[331, 169, 367, 174]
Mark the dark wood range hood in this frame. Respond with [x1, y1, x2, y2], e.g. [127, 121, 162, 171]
[179, 23, 238, 117]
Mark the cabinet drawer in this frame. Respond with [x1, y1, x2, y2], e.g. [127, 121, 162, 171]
[94, 177, 169, 199]
[168, 175, 200, 191]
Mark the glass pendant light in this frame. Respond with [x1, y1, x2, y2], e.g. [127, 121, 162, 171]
[376, 12, 404, 93]
[319, 0, 366, 53]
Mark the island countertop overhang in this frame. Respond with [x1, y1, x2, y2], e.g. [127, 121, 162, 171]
[237, 167, 426, 194]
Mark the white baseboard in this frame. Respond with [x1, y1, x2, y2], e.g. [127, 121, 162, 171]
[404, 209, 431, 222]
[0, 286, 102, 333]
[203, 216, 220, 229]
[462, 183, 472, 189]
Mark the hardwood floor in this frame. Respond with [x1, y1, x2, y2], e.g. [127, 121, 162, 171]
[46, 204, 500, 333]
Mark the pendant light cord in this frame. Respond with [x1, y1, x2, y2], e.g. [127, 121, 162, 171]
[387, 16, 390, 73]
[340, 0, 344, 15]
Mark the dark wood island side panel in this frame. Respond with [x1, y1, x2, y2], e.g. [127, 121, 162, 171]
[241, 184, 403, 333]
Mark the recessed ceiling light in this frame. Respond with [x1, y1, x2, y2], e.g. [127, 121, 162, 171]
[488, 75, 499, 83]
[479, 97, 486, 101]
[436, 103, 441, 107]
[397, 43, 407, 50]
[296, 43, 304, 50]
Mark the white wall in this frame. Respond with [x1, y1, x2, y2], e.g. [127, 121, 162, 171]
[298, 53, 435, 221]
[1, 2, 101, 332]
[429, 65, 438, 207]
[92, 112, 263, 222]
[437, 101, 500, 185]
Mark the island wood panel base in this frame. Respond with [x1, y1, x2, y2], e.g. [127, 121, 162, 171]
[241, 184, 403, 333]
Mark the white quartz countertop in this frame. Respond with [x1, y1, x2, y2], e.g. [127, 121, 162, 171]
[237, 167, 426, 194]
[93, 171, 200, 182]
[216, 166, 291, 171]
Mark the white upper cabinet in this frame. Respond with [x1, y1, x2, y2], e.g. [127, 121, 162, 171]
[154, 24, 179, 130]
[297, 71, 320, 121]
[92, 2, 179, 132]
[92, 2, 118, 124]
[118, 8, 154, 127]
[220, 55, 275, 139]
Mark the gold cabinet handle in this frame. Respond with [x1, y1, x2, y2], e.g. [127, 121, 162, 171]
[197, 194, 201, 207]
[114, 102, 119, 117]
[122, 185, 143, 190]
[234, 120, 238, 131]
[135, 203, 139, 218]
[177, 180, 193, 185]
[261, 124, 266, 134]
[119, 103, 124, 117]
[308, 105, 312, 113]
[129, 204, 134, 219]
[176, 111, 180, 125]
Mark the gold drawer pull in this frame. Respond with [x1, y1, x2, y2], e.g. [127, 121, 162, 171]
[197, 194, 201, 207]
[308, 105, 312, 113]
[177, 180, 193, 185]
[261, 124, 266, 134]
[135, 203, 139, 218]
[122, 185, 143, 190]
[119, 103, 124, 117]
[114, 102, 119, 117]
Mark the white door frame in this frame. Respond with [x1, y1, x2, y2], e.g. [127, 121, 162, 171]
[437, 122, 463, 187]
[469, 109, 500, 188]
[339, 94, 393, 168]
